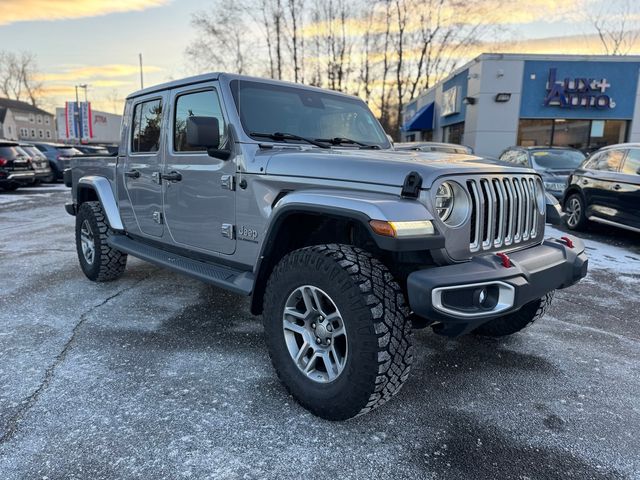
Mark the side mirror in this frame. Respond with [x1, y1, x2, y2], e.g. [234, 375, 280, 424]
[186, 116, 221, 149]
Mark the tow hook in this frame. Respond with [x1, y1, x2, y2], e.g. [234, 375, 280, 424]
[560, 236, 574, 248]
[496, 252, 512, 268]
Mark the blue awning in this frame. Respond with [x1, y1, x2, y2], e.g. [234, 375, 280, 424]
[402, 102, 434, 132]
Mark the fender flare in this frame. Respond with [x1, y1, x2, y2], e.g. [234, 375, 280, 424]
[249, 190, 444, 315]
[261, 190, 441, 255]
[77, 176, 124, 231]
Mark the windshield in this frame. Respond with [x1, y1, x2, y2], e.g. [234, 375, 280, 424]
[21, 146, 44, 158]
[531, 149, 585, 169]
[231, 80, 390, 149]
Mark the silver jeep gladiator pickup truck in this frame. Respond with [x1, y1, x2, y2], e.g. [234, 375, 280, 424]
[65, 73, 588, 420]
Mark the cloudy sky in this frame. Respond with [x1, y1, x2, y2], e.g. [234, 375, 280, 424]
[1, 0, 638, 114]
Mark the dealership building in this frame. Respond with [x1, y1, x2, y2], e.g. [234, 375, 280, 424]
[401, 53, 640, 157]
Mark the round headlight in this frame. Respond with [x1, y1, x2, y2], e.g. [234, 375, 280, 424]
[435, 182, 454, 221]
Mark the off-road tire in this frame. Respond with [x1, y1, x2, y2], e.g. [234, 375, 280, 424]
[564, 193, 588, 231]
[472, 291, 554, 337]
[75, 201, 127, 282]
[263, 244, 414, 420]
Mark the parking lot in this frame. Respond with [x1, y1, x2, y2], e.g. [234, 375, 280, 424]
[0, 184, 638, 479]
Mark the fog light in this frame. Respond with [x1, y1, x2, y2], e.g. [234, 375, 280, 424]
[472, 286, 499, 310]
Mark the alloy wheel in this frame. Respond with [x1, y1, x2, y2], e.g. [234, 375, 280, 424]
[566, 197, 582, 228]
[80, 220, 95, 265]
[282, 285, 348, 383]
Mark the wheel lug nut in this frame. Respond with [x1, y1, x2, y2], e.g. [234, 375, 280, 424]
[316, 337, 321, 344]
[326, 339, 331, 345]
[326, 325, 332, 332]
[311, 323, 316, 329]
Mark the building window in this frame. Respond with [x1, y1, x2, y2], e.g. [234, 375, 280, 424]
[38, 129, 44, 138]
[518, 119, 553, 147]
[46, 130, 51, 139]
[29, 114, 35, 123]
[518, 119, 628, 152]
[7, 126, 11, 135]
[44, 116, 50, 125]
[37, 115, 42, 124]
[30, 128, 36, 137]
[443, 122, 464, 145]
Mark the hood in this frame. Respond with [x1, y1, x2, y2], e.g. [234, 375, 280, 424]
[539, 168, 572, 179]
[264, 148, 534, 187]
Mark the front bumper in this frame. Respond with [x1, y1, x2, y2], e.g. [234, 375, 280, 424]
[407, 236, 588, 336]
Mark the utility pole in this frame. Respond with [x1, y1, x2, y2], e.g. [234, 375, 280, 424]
[139, 53, 144, 89]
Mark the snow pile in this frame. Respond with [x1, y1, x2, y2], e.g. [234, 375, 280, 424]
[546, 225, 640, 276]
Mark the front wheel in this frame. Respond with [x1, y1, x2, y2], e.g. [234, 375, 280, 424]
[564, 194, 587, 230]
[263, 244, 413, 420]
[472, 292, 554, 337]
[75, 201, 127, 281]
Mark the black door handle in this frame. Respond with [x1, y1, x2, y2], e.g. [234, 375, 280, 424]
[125, 169, 140, 178]
[613, 184, 622, 191]
[162, 171, 182, 182]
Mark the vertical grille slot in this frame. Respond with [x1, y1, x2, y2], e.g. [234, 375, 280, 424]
[466, 175, 541, 254]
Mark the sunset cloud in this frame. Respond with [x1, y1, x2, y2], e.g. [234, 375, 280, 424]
[0, 0, 171, 26]
[42, 64, 162, 82]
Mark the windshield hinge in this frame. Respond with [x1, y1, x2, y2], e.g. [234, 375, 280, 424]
[401, 171, 422, 199]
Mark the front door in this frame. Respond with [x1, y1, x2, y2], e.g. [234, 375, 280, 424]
[617, 148, 640, 229]
[122, 95, 166, 237]
[163, 85, 236, 255]
[581, 148, 625, 221]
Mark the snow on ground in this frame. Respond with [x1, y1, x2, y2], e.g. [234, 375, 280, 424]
[0, 185, 68, 205]
[546, 225, 640, 276]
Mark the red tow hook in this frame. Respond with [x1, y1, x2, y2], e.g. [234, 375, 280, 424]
[560, 236, 574, 249]
[496, 252, 512, 268]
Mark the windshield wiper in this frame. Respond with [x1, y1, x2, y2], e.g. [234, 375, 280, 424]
[315, 137, 381, 149]
[250, 132, 330, 149]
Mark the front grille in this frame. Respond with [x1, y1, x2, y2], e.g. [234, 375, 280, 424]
[466, 175, 542, 253]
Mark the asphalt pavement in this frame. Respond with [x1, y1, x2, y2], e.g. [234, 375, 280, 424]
[0, 184, 638, 479]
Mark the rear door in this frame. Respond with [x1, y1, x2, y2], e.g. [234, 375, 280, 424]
[617, 148, 640, 229]
[162, 84, 236, 254]
[122, 94, 167, 237]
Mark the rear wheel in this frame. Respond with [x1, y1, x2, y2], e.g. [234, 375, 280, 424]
[75, 201, 127, 282]
[472, 292, 554, 337]
[263, 244, 413, 420]
[565, 193, 587, 230]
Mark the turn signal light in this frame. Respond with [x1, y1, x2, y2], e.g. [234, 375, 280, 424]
[369, 220, 434, 238]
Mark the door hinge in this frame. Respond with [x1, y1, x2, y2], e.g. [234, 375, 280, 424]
[221, 223, 235, 239]
[152, 172, 161, 184]
[221, 174, 235, 191]
[152, 211, 163, 224]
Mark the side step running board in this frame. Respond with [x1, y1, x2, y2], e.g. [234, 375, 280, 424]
[108, 235, 254, 295]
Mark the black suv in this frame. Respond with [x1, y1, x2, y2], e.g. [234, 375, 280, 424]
[563, 143, 640, 233]
[0, 141, 37, 191]
[498, 146, 586, 199]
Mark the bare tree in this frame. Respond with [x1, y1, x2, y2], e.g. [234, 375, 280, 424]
[587, 0, 640, 55]
[0, 51, 43, 106]
[186, 0, 251, 74]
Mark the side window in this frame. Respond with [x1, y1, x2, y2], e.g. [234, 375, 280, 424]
[621, 148, 640, 175]
[174, 89, 225, 152]
[131, 99, 163, 153]
[592, 149, 625, 172]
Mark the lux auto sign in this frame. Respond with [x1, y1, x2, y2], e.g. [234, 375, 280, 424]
[543, 68, 615, 109]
